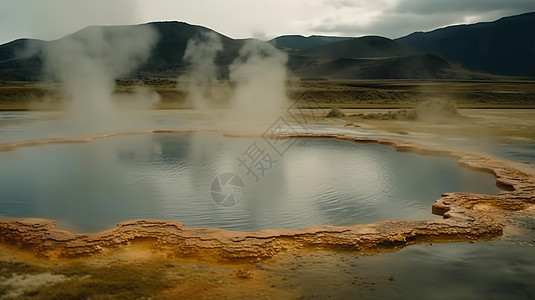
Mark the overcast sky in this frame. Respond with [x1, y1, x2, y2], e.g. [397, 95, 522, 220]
[0, 0, 534, 44]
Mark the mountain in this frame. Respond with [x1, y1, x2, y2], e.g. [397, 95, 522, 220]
[269, 35, 351, 50]
[285, 36, 470, 79]
[300, 36, 411, 59]
[0, 21, 246, 80]
[285, 36, 447, 79]
[0, 39, 45, 80]
[397, 12, 535, 76]
[1, 12, 534, 81]
[136, 22, 245, 77]
[292, 54, 454, 80]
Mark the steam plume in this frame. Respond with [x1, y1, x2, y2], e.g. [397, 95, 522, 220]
[181, 31, 223, 109]
[43, 25, 159, 132]
[181, 34, 289, 132]
[227, 39, 288, 129]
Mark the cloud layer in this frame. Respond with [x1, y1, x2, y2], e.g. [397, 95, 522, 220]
[308, 0, 535, 37]
[0, 0, 534, 44]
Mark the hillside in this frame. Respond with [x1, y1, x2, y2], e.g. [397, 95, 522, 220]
[287, 37, 474, 79]
[292, 54, 458, 79]
[269, 35, 351, 50]
[0, 12, 534, 80]
[0, 22, 246, 81]
[300, 36, 411, 59]
[0, 39, 45, 80]
[137, 22, 245, 77]
[397, 12, 535, 76]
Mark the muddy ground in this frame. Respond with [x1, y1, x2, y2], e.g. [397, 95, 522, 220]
[1, 79, 535, 110]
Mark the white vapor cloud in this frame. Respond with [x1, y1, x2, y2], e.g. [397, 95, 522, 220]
[180, 31, 224, 109]
[42, 24, 159, 131]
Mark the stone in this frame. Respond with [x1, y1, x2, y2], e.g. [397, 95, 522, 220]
[235, 268, 254, 279]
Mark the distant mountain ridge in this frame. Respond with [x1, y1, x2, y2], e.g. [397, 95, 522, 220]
[269, 35, 352, 50]
[396, 12, 535, 76]
[300, 36, 411, 59]
[293, 54, 453, 80]
[0, 12, 534, 80]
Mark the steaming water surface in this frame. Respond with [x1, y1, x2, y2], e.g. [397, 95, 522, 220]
[0, 132, 500, 233]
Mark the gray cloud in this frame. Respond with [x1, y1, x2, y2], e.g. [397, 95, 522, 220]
[393, 0, 535, 14]
[0, 0, 534, 44]
[324, 0, 390, 9]
[0, 0, 142, 43]
[311, 12, 462, 38]
[310, 0, 535, 38]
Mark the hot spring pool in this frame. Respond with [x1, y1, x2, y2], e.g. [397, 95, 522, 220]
[0, 133, 500, 233]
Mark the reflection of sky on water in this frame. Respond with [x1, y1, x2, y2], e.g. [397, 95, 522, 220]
[1, 112, 534, 168]
[0, 112, 196, 144]
[1, 112, 532, 298]
[0, 133, 499, 233]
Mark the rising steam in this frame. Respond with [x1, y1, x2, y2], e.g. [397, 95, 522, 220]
[227, 40, 288, 129]
[43, 25, 159, 132]
[181, 31, 223, 109]
[181, 34, 289, 132]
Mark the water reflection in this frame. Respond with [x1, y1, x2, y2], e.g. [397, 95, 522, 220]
[0, 133, 499, 232]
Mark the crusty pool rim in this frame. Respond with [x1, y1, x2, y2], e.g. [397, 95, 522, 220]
[0, 131, 534, 261]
